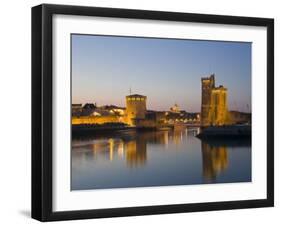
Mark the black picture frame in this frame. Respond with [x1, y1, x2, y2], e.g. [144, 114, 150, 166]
[32, 3, 274, 222]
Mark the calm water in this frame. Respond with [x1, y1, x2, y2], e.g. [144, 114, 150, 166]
[71, 128, 251, 190]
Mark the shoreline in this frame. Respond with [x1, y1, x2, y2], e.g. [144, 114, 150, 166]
[197, 125, 251, 139]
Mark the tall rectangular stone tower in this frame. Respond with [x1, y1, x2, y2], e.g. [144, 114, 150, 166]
[201, 74, 215, 126]
[201, 74, 228, 126]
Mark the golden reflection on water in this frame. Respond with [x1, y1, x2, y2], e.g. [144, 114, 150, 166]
[125, 140, 147, 167]
[75, 128, 230, 181]
[201, 142, 228, 181]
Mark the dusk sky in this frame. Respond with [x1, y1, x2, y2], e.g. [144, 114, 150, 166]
[72, 34, 251, 112]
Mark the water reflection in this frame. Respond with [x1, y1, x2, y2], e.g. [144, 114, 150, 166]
[73, 129, 191, 167]
[201, 142, 228, 181]
[72, 128, 251, 190]
[203, 138, 251, 182]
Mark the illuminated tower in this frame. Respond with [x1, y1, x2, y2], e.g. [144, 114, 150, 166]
[210, 86, 228, 125]
[201, 74, 228, 126]
[125, 94, 147, 126]
[201, 74, 215, 126]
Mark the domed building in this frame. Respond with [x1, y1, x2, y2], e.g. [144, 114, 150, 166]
[170, 103, 180, 113]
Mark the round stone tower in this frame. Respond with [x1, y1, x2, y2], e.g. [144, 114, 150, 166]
[125, 94, 147, 126]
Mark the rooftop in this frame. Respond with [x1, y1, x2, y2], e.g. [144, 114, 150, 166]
[213, 85, 227, 90]
[201, 74, 215, 81]
[126, 94, 146, 98]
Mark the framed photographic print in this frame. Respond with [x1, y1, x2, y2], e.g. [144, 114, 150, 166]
[32, 4, 274, 221]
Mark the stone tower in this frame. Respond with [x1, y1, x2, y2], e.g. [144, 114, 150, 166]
[201, 74, 215, 126]
[209, 86, 228, 125]
[201, 74, 228, 126]
[125, 94, 147, 126]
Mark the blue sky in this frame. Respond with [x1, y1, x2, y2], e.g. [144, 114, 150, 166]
[72, 34, 251, 112]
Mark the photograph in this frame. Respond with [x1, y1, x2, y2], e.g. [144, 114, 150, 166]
[30, 3, 274, 221]
[71, 34, 252, 190]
